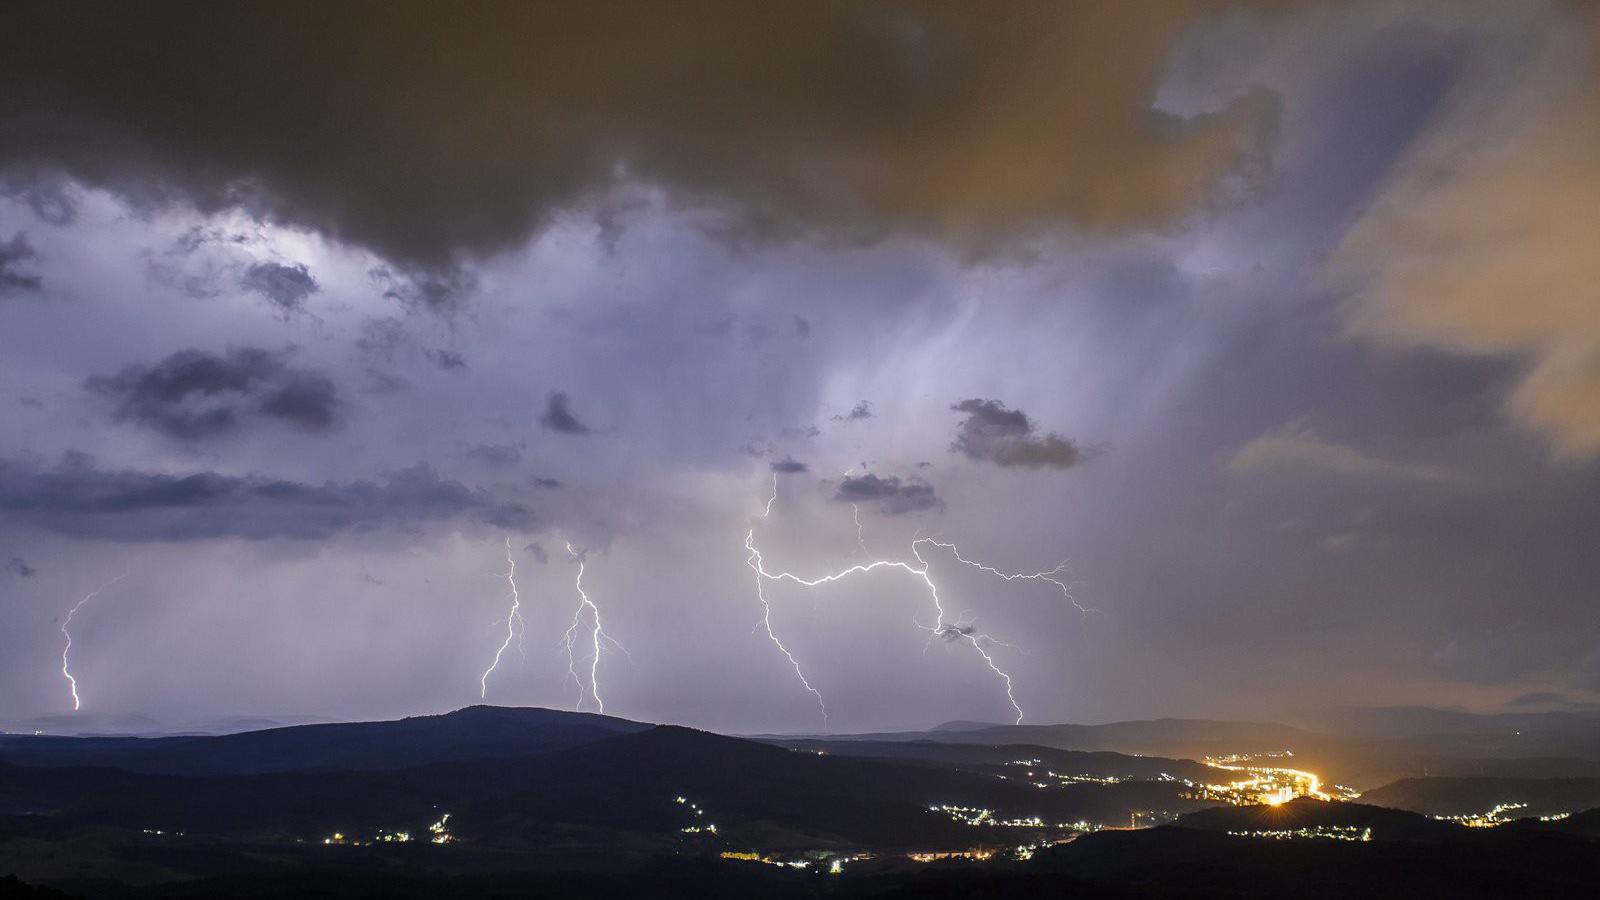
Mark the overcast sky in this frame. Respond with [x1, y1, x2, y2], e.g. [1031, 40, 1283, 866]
[2, 1, 1597, 734]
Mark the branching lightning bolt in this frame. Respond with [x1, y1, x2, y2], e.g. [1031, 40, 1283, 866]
[919, 539, 1097, 617]
[479, 537, 525, 699]
[746, 474, 1052, 728]
[746, 475, 829, 729]
[560, 542, 622, 713]
[60, 573, 128, 712]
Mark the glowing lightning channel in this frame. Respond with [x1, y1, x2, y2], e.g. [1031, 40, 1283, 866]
[480, 537, 525, 699]
[745, 478, 1030, 727]
[560, 542, 622, 713]
[918, 539, 1096, 616]
[60, 573, 129, 712]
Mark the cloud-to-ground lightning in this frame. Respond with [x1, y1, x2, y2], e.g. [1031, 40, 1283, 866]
[560, 542, 624, 713]
[745, 474, 1086, 729]
[479, 537, 525, 699]
[746, 472, 830, 727]
[59, 573, 129, 711]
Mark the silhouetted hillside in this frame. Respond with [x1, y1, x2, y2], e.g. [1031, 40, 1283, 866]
[1360, 776, 1600, 819]
[1172, 797, 1462, 841]
[0, 706, 648, 775]
[765, 738, 1217, 783]
[0, 722, 1222, 854]
[1026, 824, 1600, 899]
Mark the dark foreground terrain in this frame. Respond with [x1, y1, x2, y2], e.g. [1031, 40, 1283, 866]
[3, 707, 1598, 898]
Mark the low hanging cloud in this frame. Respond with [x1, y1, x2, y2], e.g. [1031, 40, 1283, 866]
[239, 261, 319, 316]
[949, 399, 1087, 469]
[1334, 5, 1600, 460]
[832, 473, 941, 516]
[0, 454, 534, 542]
[0, 232, 41, 295]
[85, 347, 340, 440]
[539, 391, 591, 435]
[1230, 421, 1464, 485]
[3, 556, 36, 578]
[0, 3, 1278, 293]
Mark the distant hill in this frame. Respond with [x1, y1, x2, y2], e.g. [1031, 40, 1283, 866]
[1360, 777, 1600, 819]
[0, 719, 1222, 852]
[1026, 820, 1600, 899]
[818, 718, 1318, 759]
[764, 737, 1218, 783]
[0, 706, 649, 775]
[1171, 797, 1465, 842]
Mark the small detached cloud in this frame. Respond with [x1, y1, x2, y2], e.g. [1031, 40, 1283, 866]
[539, 391, 591, 435]
[0, 232, 42, 296]
[4, 556, 36, 578]
[532, 477, 562, 489]
[1230, 420, 1464, 485]
[832, 473, 942, 516]
[950, 399, 1087, 469]
[86, 347, 340, 440]
[770, 456, 808, 474]
[239, 261, 318, 316]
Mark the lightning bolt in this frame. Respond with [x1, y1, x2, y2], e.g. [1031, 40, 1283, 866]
[560, 542, 622, 713]
[746, 477, 830, 728]
[744, 476, 1035, 728]
[918, 539, 1096, 616]
[479, 537, 525, 699]
[60, 573, 129, 712]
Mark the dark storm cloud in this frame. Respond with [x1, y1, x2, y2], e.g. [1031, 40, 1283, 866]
[832, 473, 941, 516]
[833, 401, 873, 423]
[539, 391, 591, 435]
[0, 1, 1278, 289]
[532, 477, 562, 489]
[949, 398, 1088, 469]
[0, 232, 42, 295]
[0, 454, 534, 542]
[85, 347, 340, 440]
[239, 261, 318, 316]
[524, 541, 550, 565]
[770, 457, 809, 474]
[3, 556, 36, 578]
[465, 442, 523, 468]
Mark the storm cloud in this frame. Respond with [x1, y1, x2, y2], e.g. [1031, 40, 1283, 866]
[85, 347, 340, 440]
[0, 454, 533, 542]
[0, 1, 1276, 290]
[949, 399, 1087, 469]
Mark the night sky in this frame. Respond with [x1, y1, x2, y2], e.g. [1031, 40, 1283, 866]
[2, 1, 1597, 734]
